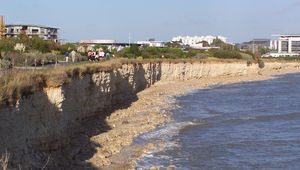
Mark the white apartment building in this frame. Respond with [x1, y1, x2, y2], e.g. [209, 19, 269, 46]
[172, 35, 227, 47]
[269, 40, 278, 50]
[80, 39, 116, 44]
[136, 40, 165, 47]
[268, 34, 300, 57]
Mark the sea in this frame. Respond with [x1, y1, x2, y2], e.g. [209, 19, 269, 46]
[133, 73, 300, 170]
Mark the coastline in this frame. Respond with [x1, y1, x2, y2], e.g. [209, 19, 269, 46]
[83, 63, 300, 169]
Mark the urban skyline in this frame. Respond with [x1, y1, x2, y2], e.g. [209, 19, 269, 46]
[1, 0, 300, 43]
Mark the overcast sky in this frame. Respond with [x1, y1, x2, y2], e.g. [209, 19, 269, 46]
[1, 0, 300, 43]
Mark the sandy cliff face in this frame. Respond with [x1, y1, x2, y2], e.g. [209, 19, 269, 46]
[0, 61, 296, 168]
[0, 63, 161, 168]
[160, 62, 258, 80]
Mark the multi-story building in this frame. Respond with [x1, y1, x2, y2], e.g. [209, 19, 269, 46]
[268, 34, 300, 57]
[136, 39, 165, 47]
[5, 24, 59, 42]
[80, 39, 117, 45]
[172, 35, 227, 46]
[80, 39, 135, 52]
[171, 35, 227, 49]
[239, 39, 271, 53]
[269, 40, 278, 50]
[276, 34, 300, 54]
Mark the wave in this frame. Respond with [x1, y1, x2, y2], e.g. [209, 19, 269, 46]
[222, 112, 300, 124]
[139, 121, 199, 141]
[135, 121, 201, 169]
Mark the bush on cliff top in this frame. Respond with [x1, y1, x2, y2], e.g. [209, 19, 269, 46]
[0, 35, 68, 54]
[212, 50, 242, 59]
[121, 46, 184, 59]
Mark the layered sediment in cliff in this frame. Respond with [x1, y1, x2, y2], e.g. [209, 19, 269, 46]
[0, 61, 298, 168]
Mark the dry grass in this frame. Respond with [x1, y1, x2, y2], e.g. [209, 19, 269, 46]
[0, 58, 253, 105]
[0, 59, 127, 104]
[0, 71, 45, 104]
[0, 150, 10, 170]
[262, 58, 300, 63]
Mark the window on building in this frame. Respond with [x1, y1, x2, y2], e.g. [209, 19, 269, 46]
[32, 29, 39, 34]
[292, 41, 300, 53]
[281, 41, 288, 52]
[21, 26, 28, 31]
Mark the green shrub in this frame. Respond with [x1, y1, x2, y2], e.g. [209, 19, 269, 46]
[186, 49, 199, 58]
[143, 47, 184, 58]
[258, 60, 265, 69]
[0, 35, 69, 54]
[0, 59, 12, 69]
[129, 45, 141, 56]
[212, 50, 242, 59]
[75, 53, 88, 61]
[247, 60, 252, 66]
[0, 52, 71, 67]
[120, 46, 184, 59]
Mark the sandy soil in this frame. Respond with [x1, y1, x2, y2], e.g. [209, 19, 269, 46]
[83, 65, 300, 169]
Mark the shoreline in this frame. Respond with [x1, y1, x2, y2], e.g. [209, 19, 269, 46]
[78, 63, 300, 169]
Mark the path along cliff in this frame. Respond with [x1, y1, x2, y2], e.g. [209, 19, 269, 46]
[0, 61, 299, 169]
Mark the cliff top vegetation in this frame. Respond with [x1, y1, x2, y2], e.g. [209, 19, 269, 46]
[0, 34, 258, 69]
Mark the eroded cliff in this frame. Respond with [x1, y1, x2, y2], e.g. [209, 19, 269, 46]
[0, 61, 298, 169]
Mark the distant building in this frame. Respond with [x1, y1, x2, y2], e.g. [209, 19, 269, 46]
[80, 39, 117, 45]
[172, 35, 227, 45]
[275, 34, 300, 56]
[80, 39, 142, 52]
[239, 39, 271, 53]
[79, 39, 137, 47]
[262, 34, 300, 57]
[172, 35, 227, 49]
[136, 39, 165, 47]
[5, 24, 59, 42]
[269, 40, 278, 50]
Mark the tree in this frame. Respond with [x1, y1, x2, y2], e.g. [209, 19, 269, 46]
[129, 45, 141, 57]
[165, 42, 180, 48]
[258, 47, 270, 55]
[211, 38, 236, 50]
[65, 43, 76, 51]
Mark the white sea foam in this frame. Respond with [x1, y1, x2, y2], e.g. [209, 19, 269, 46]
[241, 117, 257, 120]
[139, 121, 197, 141]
